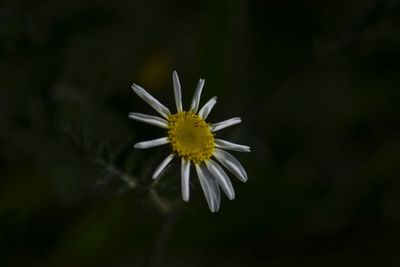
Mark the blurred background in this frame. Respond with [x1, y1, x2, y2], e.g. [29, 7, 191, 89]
[1, 0, 400, 266]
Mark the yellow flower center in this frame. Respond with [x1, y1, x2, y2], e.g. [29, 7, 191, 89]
[168, 111, 214, 163]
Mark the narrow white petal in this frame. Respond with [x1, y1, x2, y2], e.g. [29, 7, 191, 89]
[134, 137, 169, 149]
[210, 117, 241, 132]
[198, 96, 217, 119]
[214, 139, 251, 153]
[213, 148, 248, 182]
[195, 164, 221, 212]
[181, 158, 191, 201]
[131, 84, 171, 119]
[152, 154, 175, 179]
[172, 71, 183, 112]
[128, 112, 169, 129]
[190, 78, 205, 113]
[205, 159, 235, 200]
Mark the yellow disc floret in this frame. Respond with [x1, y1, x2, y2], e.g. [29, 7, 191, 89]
[168, 111, 214, 163]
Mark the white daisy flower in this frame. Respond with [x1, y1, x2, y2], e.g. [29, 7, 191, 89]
[129, 71, 250, 212]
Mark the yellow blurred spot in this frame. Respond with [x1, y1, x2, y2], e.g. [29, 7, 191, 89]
[139, 52, 171, 92]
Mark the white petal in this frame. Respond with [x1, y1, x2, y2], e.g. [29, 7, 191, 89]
[213, 148, 248, 182]
[195, 164, 221, 212]
[131, 84, 171, 119]
[172, 71, 183, 112]
[181, 158, 191, 201]
[210, 117, 241, 132]
[190, 78, 205, 113]
[198, 96, 217, 119]
[128, 112, 169, 129]
[214, 139, 251, 153]
[205, 159, 235, 200]
[152, 154, 175, 179]
[134, 137, 169, 149]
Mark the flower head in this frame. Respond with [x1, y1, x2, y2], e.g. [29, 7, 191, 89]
[129, 71, 250, 212]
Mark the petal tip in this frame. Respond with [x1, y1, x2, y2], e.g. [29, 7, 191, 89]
[242, 147, 251, 153]
[210, 208, 218, 213]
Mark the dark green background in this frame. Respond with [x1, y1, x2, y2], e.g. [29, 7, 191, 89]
[1, 0, 400, 266]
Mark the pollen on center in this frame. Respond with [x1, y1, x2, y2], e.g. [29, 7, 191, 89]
[168, 111, 214, 163]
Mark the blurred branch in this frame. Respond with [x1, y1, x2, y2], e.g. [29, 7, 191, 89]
[62, 124, 181, 213]
[94, 158, 137, 189]
[62, 125, 139, 189]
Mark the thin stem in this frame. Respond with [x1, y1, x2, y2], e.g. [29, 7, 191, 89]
[148, 212, 178, 267]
